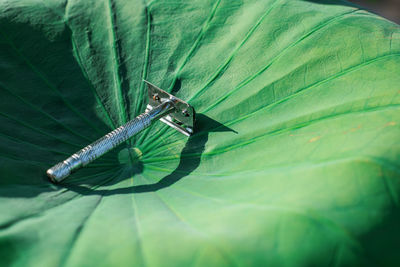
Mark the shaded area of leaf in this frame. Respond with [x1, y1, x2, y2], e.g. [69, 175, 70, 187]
[0, 19, 119, 196]
[64, 114, 237, 194]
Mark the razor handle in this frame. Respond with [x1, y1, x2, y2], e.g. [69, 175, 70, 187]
[46, 100, 175, 183]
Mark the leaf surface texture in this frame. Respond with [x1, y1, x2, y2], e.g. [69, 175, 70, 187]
[0, 0, 400, 266]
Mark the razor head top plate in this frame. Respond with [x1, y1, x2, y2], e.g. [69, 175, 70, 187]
[144, 80, 195, 136]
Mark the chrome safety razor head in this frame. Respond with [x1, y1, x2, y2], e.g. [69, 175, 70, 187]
[144, 80, 195, 136]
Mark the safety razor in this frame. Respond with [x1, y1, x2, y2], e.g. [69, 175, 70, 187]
[46, 80, 195, 183]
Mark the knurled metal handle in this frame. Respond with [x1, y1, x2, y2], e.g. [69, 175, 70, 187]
[47, 100, 174, 183]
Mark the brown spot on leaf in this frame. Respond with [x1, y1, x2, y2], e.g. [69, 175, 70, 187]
[350, 125, 362, 132]
[308, 136, 321, 143]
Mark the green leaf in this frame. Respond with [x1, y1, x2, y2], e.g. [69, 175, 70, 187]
[1, 0, 400, 266]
